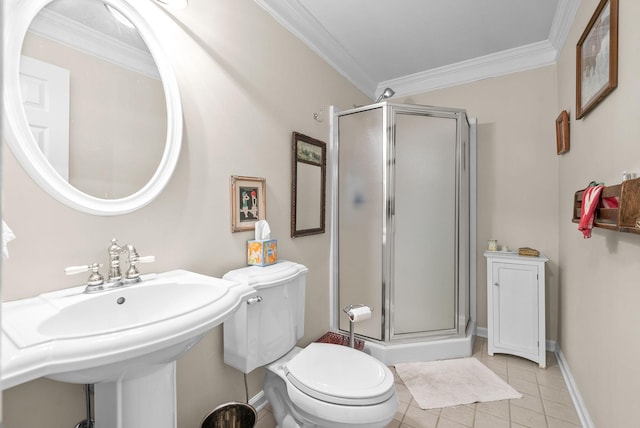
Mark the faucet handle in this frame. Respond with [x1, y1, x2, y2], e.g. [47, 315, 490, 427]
[65, 263, 104, 286]
[136, 255, 156, 264]
[124, 255, 155, 282]
[65, 264, 93, 275]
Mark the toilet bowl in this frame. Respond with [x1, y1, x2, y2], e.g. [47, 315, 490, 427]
[222, 261, 398, 428]
[265, 344, 397, 428]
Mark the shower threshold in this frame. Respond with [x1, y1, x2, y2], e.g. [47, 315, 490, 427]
[359, 322, 476, 365]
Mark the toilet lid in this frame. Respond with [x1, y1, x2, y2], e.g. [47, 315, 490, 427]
[285, 342, 395, 405]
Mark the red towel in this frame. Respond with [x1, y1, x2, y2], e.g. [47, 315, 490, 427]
[602, 195, 619, 208]
[578, 185, 604, 238]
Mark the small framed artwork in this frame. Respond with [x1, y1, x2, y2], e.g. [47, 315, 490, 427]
[230, 175, 266, 232]
[555, 110, 570, 155]
[576, 0, 618, 119]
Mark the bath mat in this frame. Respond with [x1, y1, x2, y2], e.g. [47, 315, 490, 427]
[394, 357, 522, 409]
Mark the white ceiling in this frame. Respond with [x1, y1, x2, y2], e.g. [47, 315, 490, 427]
[255, 0, 581, 100]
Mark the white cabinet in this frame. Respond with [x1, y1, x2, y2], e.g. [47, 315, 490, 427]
[485, 251, 548, 368]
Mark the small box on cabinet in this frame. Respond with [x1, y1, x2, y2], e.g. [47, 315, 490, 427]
[247, 239, 277, 266]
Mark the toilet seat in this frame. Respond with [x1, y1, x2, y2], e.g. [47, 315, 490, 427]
[285, 343, 395, 406]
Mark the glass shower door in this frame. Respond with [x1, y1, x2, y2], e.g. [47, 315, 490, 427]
[391, 112, 458, 339]
[337, 107, 384, 340]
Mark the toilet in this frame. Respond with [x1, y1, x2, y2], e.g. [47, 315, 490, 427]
[222, 260, 398, 428]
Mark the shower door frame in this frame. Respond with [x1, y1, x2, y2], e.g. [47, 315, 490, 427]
[330, 102, 471, 344]
[387, 105, 468, 342]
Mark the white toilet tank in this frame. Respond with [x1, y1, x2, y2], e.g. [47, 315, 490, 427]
[222, 261, 308, 373]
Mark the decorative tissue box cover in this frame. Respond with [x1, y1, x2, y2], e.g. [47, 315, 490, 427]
[247, 239, 277, 266]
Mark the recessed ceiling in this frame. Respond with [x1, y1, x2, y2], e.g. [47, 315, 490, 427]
[255, 0, 580, 99]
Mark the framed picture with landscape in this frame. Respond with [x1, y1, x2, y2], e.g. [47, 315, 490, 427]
[576, 0, 618, 119]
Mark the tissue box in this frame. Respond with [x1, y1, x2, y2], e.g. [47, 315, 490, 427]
[247, 239, 277, 266]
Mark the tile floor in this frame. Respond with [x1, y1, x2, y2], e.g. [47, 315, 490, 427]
[254, 337, 582, 428]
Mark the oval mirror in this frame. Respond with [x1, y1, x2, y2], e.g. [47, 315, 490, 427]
[2, 0, 182, 215]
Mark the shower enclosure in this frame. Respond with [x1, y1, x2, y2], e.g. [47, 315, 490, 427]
[330, 102, 476, 364]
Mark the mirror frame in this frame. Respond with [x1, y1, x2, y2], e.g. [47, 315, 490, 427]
[2, 0, 183, 215]
[291, 132, 326, 237]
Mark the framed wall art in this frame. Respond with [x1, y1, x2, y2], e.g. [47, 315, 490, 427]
[576, 0, 618, 119]
[230, 175, 266, 232]
[555, 110, 570, 155]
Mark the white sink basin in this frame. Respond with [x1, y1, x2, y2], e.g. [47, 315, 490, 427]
[40, 280, 227, 339]
[1, 269, 256, 387]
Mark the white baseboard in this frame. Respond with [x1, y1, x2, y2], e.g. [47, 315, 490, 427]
[556, 349, 594, 428]
[249, 390, 269, 412]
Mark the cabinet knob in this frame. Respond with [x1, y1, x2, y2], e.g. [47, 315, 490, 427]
[494, 282, 499, 287]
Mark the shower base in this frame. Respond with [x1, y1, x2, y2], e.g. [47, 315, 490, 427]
[361, 322, 476, 365]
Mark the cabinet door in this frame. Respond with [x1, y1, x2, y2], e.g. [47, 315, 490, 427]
[492, 263, 539, 355]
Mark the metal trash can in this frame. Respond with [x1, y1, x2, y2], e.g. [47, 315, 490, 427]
[200, 402, 257, 428]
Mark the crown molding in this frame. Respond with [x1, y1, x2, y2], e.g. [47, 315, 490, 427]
[257, 0, 580, 100]
[254, 0, 378, 97]
[548, 0, 581, 57]
[378, 0, 579, 98]
[376, 40, 558, 98]
[29, 8, 159, 79]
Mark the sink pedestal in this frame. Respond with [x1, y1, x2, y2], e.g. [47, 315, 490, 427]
[95, 362, 176, 428]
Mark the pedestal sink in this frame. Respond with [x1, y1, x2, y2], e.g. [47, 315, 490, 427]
[1, 270, 256, 428]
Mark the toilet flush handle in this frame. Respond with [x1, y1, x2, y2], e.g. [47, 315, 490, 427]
[247, 296, 263, 305]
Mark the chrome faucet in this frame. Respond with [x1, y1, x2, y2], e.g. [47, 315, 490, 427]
[65, 239, 155, 293]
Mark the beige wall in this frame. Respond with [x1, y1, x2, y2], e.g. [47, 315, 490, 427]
[555, 0, 640, 426]
[2, 0, 368, 426]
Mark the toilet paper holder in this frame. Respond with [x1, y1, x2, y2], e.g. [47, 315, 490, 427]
[342, 304, 373, 349]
